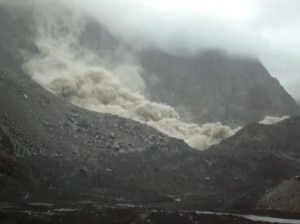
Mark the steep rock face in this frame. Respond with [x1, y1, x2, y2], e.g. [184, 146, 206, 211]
[139, 50, 300, 125]
[0, 2, 129, 71]
[0, 3, 37, 70]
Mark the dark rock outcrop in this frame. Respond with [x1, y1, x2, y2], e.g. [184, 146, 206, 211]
[257, 178, 300, 213]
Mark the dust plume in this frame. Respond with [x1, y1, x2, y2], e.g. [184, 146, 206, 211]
[17, 0, 238, 151]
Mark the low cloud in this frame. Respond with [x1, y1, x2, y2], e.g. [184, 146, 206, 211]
[68, 0, 300, 98]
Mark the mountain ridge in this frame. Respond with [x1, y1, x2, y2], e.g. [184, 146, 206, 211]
[139, 49, 299, 125]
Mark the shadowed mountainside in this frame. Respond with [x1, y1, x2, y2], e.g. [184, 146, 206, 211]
[139, 49, 300, 125]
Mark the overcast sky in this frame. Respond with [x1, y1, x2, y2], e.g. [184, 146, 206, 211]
[69, 0, 300, 99]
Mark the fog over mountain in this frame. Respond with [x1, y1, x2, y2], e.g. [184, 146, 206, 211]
[68, 0, 300, 99]
[1, 0, 298, 150]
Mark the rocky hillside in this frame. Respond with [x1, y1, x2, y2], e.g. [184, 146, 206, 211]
[139, 49, 300, 125]
[257, 178, 300, 214]
[1, 65, 300, 214]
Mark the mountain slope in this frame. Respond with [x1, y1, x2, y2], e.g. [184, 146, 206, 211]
[1, 65, 299, 214]
[139, 49, 300, 125]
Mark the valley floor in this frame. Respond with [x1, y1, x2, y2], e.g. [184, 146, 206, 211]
[1, 202, 300, 224]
